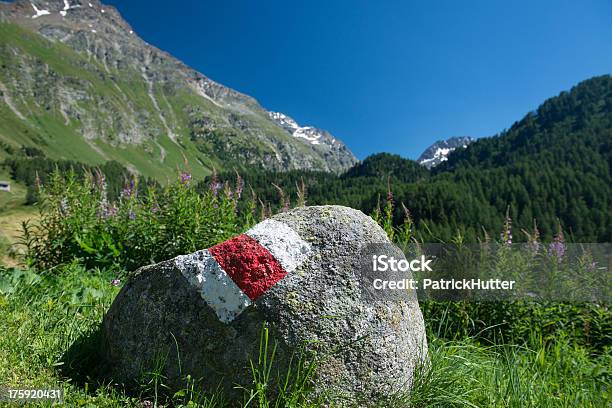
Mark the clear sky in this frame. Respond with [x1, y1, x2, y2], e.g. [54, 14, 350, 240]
[105, 0, 612, 160]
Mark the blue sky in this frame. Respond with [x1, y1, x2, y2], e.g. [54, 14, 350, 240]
[105, 0, 612, 160]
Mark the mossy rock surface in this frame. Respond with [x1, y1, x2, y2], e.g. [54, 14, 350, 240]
[102, 205, 427, 406]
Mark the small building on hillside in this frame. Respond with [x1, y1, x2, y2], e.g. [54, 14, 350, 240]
[0, 181, 10, 192]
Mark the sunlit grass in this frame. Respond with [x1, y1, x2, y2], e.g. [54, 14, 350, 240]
[1, 265, 609, 407]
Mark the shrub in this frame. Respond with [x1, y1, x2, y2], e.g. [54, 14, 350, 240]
[375, 193, 611, 353]
[22, 170, 257, 271]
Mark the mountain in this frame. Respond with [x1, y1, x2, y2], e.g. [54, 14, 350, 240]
[267, 112, 356, 171]
[212, 76, 612, 242]
[417, 136, 474, 168]
[343, 153, 429, 183]
[0, 0, 357, 180]
[440, 77, 612, 173]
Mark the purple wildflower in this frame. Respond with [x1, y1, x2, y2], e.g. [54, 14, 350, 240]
[224, 181, 233, 199]
[151, 205, 160, 214]
[128, 210, 136, 220]
[525, 220, 540, 254]
[105, 204, 118, 218]
[527, 240, 540, 254]
[95, 169, 107, 193]
[180, 172, 192, 185]
[386, 189, 395, 208]
[111, 279, 121, 286]
[97, 201, 107, 218]
[235, 173, 244, 199]
[210, 169, 220, 197]
[98, 201, 118, 219]
[210, 182, 222, 197]
[121, 180, 135, 199]
[500, 232, 513, 245]
[548, 231, 566, 262]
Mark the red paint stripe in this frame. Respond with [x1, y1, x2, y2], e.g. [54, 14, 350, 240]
[209, 234, 288, 301]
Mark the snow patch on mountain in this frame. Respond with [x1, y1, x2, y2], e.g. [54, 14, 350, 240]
[417, 136, 474, 169]
[268, 112, 328, 146]
[31, 2, 50, 18]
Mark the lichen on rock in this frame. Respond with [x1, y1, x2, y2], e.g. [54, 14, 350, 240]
[102, 205, 427, 406]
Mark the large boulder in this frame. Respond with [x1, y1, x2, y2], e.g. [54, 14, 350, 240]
[102, 205, 427, 405]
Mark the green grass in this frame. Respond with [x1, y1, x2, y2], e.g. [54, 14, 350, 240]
[0, 169, 26, 211]
[0, 171, 32, 265]
[0, 266, 317, 407]
[405, 338, 610, 407]
[0, 175, 609, 406]
[0, 22, 229, 182]
[0, 265, 608, 407]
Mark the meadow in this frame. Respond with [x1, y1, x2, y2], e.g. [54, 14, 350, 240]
[0, 171, 609, 407]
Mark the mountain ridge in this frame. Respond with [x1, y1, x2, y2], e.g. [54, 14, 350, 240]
[0, 0, 357, 179]
[417, 136, 474, 169]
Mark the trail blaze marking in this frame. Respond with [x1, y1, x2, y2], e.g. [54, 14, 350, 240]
[209, 234, 288, 300]
[176, 220, 311, 323]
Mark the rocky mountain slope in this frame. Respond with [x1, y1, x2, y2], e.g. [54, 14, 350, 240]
[0, 0, 357, 179]
[417, 136, 474, 168]
[268, 112, 356, 170]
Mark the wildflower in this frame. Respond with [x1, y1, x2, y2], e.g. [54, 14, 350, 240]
[548, 230, 566, 262]
[95, 169, 107, 193]
[128, 210, 136, 220]
[385, 176, 395, 211]
[210, 182, 222, 197]
[106, 205, 118, 218]
[111, 279, 121, 286]
[98, 202, 117, 219]
[235, 173, 244, 199]
[180, 172, 192, 184]
[210, 169, 220, 197]
[142, 400, 153, 408]
[273, 183, 289, 212]
[97, 200, 107, 218]
[151, 205, 160, 214]
[500, 210, 512, 246]
[224, 181, 233, 199]
[122, 180, 135, 199]
[527, 239, 540, 254]
[386, 189, 395, 208]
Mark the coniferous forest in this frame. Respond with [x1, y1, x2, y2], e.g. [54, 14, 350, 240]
[4, 75, 611, 243]
[206, 75, 612, 242]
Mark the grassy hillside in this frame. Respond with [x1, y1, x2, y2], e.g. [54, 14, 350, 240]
[0, 20, 353, 181]
[0, 22, 215, 179]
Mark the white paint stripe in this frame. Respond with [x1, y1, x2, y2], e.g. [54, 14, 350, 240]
[175, 250, 251, 323]
[246, 219, 312, 273]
